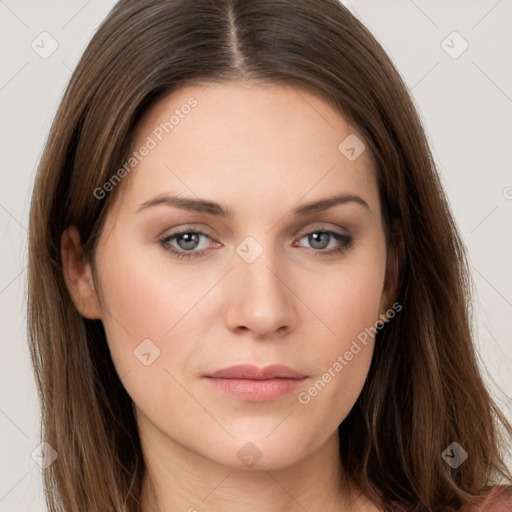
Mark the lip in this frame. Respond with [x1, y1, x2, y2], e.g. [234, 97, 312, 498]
[203, 364, 308, 402]
[205, 364, 307, 380]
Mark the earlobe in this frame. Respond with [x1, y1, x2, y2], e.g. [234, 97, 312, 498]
[61, 225, 102, 319]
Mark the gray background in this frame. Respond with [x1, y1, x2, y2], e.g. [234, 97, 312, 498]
[0, 0, 511, 509]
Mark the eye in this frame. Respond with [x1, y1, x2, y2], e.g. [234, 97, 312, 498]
[159, 230, 215, 260]
[294, 229, 354, 256]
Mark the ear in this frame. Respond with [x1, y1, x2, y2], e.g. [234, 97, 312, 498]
[379, 220, 404, 315]
[61, 225, 102, 319]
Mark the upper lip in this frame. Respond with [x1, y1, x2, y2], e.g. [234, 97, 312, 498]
[205, 364, 307, 380]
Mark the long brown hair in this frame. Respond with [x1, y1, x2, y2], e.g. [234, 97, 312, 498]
[27, 0, 512, 510]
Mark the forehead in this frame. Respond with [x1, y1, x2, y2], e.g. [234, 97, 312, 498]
[114, 81, 379, 219]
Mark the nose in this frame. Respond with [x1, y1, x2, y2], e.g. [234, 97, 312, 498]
[224, 247, 296, 338]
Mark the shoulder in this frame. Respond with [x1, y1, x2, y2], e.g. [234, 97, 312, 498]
[388, 485, 512, 511]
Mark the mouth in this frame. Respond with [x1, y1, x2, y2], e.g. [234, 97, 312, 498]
[203, 364, 308, 402]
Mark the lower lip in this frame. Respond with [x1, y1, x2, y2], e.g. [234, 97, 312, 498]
[204, 377, 306, 402]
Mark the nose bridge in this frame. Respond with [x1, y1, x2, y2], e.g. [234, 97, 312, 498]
[224, 233, 294, 335]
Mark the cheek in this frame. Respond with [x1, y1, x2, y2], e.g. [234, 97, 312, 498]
[96, 232, 213, 335]
[295, 247, 386, 419]
[305, 250, 386, 344]
[94, 239, 211, 424]
[94, 233, 215, 377]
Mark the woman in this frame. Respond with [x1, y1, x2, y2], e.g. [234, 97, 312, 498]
[27, 0, 512, 511]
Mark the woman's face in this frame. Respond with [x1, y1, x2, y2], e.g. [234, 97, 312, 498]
[82, 82, 394, 470]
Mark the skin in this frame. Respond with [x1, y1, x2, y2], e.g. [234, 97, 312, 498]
[61, 81, 398, 512]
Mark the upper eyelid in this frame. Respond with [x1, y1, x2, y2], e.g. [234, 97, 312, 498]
[163, 220, 350, 236]
[296, 223, 350, 235]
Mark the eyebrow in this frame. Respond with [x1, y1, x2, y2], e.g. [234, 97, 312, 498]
[136, 192, 371, 217]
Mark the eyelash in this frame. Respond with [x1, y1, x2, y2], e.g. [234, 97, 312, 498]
[158, 228, 354, 260]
